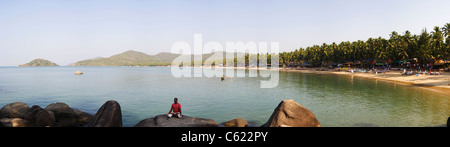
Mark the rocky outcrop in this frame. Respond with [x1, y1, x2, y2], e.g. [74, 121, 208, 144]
[1, 102, 93, 127]
[0, 118, 29, 127]
[133, 118, 156, 127]
[134, 114, 218, 127]
[0, 102, 30, 118]
[262, 99, 321, 127]
[25, 105, 55, 127]
[74, 70, 83, 75]
[2, 100, 324, 127]
[88, 100, 122, 127]
[221, 118, 248, 127]
[45, 102, 93, 127]
[0, 102, 93, 127]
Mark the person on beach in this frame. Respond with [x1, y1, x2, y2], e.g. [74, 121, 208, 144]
[167, 97, 182, 118]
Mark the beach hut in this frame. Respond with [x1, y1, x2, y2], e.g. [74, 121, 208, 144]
[433, 60, 447, 72]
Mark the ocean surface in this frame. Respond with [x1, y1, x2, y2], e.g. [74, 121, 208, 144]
[0, 66, 448, 127]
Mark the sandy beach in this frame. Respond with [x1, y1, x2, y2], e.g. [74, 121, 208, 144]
[278, 68, 450, 96]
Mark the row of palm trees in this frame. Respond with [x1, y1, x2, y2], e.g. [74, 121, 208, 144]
[279, 23, 450, 67]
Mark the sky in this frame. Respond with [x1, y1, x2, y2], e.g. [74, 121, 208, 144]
[0, 0, 449, 66]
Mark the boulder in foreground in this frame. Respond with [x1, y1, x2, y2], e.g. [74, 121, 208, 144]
[26, 105, 55, 127]
[221, 118, 248, 127]
[0, 102, 30, 118]
[262, 99, 321, 127]
[88, 100, 122, 127]
[134, 114, 218, 127]
[45, 102, 93, 127]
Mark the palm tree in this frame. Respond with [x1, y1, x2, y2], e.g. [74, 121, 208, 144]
[402, 30, 416, 60]
[374, 37, 388, 61]
[388, 32, 400, 60]
[431, 26, 444, 60]
[442, 23, 450, 60]
[417, 29, 432, 61]
[275, 23, 449, 67]
[442, 23, 450, 38]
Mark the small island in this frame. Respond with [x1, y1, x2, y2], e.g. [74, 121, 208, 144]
[19, 59, 59, 67]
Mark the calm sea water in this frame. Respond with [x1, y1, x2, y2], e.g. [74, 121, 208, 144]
[0, 66, 448, 127]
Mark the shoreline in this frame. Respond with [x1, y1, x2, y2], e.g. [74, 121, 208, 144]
[278, 68, 450, 96]
[197, 66, 450, 96]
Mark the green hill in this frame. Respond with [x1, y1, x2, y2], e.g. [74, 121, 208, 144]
[71, 50, 243, 67]
[72, 50, 179, 66]
[19, 59, 59, 67]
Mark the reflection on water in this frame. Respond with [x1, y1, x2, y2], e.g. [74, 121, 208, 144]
[0, 67, 448, 127]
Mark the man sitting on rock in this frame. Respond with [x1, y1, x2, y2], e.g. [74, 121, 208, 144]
[166, 97, 182, 118]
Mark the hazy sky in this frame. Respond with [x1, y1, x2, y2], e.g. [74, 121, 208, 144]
[1, 0, 449, 66]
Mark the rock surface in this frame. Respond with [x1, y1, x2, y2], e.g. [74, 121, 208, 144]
[221, 118, 248, 127]
[88, 100, 122, 127]
[134, 114, 218, 127]
[45, 102, 93, 127]
[26, 105, 55, 127]
[0, 102, 30, 118]
[2, 100, 325, 127]
[262, 99, 321, 127]
[74, 70, 83, 75]
[0, 118, 29, 127]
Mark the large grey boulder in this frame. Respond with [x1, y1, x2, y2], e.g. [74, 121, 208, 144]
[45, 102, 93, 127]
[262, 99, 321, 127]
[88, 100, 122, 127]
[134, 114, 218, 127]
[25, 105, 55, 127]
[0, 102, 30, 118]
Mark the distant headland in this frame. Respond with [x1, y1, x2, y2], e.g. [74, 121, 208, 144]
[71, 50, 179, 66]
[19, 59, 59, 67]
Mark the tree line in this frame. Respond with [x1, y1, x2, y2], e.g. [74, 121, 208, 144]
[278, 23, 450, 67]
